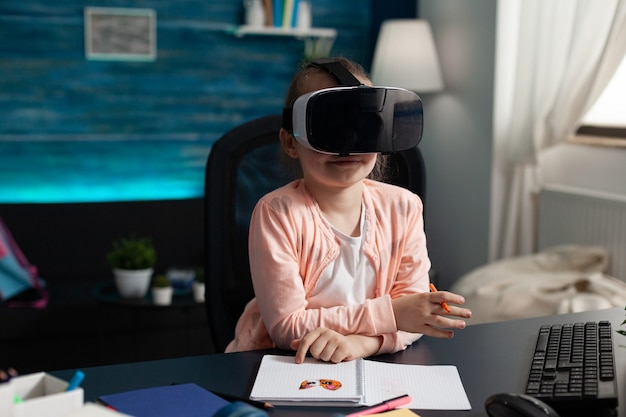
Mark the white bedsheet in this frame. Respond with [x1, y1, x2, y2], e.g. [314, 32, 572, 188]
[451, 245, 626, 324]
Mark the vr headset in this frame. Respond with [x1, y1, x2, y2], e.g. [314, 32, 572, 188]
[282, 59, 423, 155]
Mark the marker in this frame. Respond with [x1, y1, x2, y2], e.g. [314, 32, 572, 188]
[344, 394, 412, 417]
[429, 283, 451, 313]
[66, 370, 85, 391]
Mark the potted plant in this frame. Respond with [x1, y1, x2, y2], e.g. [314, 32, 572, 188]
[107, 235, 156, 298]
[151, 274, 173, 306]
[192, 267, 205, 303]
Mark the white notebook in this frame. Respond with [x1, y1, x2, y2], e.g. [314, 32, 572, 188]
[249, 354, 471, 410]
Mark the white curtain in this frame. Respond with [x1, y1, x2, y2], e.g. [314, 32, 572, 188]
[489, 0, 626, 261]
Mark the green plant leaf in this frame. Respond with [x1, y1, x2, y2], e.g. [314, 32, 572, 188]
[107, 235, 156, 270]
[616, 330, 626, 337]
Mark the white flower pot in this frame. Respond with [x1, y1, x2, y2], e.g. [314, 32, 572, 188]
[152, 286, 173, 306]
[192, 281, 205, 303]
[113, 268, 153, 298]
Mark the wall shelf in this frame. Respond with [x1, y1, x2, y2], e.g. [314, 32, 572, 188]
[230, 25, 336, 39]
[226, 25, 337, 58]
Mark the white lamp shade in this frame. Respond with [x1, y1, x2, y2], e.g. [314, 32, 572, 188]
[371, 19, 444, 93]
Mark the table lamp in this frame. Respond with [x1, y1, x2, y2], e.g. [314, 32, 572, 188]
[370, 19, 444, 93]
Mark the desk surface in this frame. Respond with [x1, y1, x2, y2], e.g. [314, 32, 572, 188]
[52, 307, 626, 417]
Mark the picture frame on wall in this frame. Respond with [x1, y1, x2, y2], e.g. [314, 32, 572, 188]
[85, 7, 157, 61]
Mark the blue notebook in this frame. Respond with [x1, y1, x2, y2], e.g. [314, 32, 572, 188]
[99, 383, 228, 417]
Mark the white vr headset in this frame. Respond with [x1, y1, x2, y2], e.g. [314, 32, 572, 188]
[282, 59, 424, 155]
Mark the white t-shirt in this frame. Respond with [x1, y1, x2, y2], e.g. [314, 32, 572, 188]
[308, 204, 376, 307]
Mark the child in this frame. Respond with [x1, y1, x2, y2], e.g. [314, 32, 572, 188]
[226, 57, 471, 363]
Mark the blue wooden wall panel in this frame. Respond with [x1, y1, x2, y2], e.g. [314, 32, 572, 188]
[0, 1, 370, 136]
[0, 0, 374, 202]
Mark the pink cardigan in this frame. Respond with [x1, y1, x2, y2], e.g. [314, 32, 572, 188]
[225, 179, 431, 354]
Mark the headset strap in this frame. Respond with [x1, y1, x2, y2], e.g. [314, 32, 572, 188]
[283, 59, 362, 130]
[310, 58, 362, 87]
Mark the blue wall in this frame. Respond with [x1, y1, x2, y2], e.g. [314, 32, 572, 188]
[0, 0, 374, 202]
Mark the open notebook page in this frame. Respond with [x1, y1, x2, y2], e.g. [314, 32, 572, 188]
[249, 355, 363, 405]
[249, 355, 471, 410]
[362, 360, 471, 410]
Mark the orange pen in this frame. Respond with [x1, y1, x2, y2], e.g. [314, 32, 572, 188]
[429, 283, 451, 313]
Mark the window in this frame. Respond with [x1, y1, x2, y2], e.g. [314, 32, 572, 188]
[573, 53, 626, 147]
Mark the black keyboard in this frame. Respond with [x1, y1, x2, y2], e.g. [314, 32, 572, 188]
[525, 321, 618, 412]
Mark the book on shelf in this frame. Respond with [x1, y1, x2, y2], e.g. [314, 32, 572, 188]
[249, 354, 472, 410]
[263, 0, 273, 26]
[268, 0, 303, 28]
[272, 0, 282, 27]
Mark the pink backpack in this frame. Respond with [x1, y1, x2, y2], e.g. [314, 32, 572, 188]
[0, 217, 48, 308]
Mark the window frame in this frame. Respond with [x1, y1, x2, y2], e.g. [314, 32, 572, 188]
[570, 125, 626, 148]
[571, 51, 626, 147]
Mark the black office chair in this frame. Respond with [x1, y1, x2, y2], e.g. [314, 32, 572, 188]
[204, 114, 427, 352]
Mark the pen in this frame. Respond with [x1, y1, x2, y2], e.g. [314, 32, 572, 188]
[344, 394, 412, 417]
[212, 390, 274, 409]
[66, 370, 85, 391]
[429, 283, 451, 313]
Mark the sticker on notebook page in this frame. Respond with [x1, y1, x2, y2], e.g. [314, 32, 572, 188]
[299, 379, 343, 390]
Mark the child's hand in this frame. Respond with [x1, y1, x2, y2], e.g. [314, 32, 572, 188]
[290, 328, 382, 364]
[392, 291, 472, 338]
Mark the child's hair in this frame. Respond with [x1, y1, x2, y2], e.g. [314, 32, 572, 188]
[282, 57, 389, 181]
[283, 57, 369, 109]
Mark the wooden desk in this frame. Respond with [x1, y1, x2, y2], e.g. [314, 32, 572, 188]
[52, 307, 626, 417]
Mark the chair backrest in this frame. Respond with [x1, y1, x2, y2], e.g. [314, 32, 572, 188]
[204, 114, 427, 352]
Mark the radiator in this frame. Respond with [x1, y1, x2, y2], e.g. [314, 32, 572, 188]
[538, 185, 626, 281]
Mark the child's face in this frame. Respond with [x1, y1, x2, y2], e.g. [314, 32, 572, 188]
[292, 142, 377, 191]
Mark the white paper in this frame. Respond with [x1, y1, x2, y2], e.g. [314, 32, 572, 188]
[249, 356, 362, 405]
[249, 355, 472, 410]
[362, 361, 471, 410]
